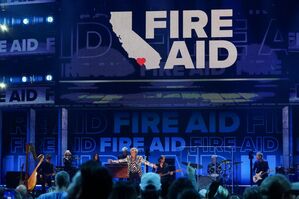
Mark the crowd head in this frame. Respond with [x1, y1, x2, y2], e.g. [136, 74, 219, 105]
[8, 157, 299, 199]
[67, 160, 113, 199]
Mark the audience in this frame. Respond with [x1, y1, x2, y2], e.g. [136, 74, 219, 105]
[206, 181, 229, 199]
[260, 174, 292, 199]
[109, 182, 137, 199]
[16, 185, 28, 199]
[38, 171, 69, 199]
[167, 178, 195, 199]
[6, 164, 299, 199]
[67, 160, 113, 199]
[0, 187, 4, 199]
[243, 186, 262, 199]
[139, 172, 161, 199]
[177, 189, 200, 199]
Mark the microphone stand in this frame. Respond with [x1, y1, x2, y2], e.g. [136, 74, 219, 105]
[249, 151, 254, 186]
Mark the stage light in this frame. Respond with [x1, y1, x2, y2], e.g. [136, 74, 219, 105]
[0, 82, 6, 89]
[0, 24, 8, 32]
[22, 76, 27, 82]
[46, 16, 54, 23]
[23, 18, 29, 25]
[46, 74, 53, 81]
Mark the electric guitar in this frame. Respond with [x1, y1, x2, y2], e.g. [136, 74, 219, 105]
[159, 169, 182, 177]
[253, 170, 270, 183]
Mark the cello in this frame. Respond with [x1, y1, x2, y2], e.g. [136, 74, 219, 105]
[24, 144, 44, 191]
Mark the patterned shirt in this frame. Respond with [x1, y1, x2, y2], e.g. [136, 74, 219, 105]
[112, 155, 155, 176]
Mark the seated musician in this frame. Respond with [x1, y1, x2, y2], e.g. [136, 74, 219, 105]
[38, 154, 55, 192]
[109, 147, 157, 186]
[207, 155, 222, 178]
[253, 152, 269, 186]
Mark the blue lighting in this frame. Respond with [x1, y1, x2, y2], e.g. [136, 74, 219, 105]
[0, 24, 8, 32]
[46, 16, 54, 23]
[46, 74, 53, 81]
[22, 18, 29, 25]
[0, 82, 6, 89]
[21, 76, 27, 82]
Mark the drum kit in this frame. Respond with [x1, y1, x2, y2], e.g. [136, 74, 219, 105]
[182, 159, 243, 190]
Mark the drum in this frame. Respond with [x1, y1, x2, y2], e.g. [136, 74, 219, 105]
[198, 176, 215, 190]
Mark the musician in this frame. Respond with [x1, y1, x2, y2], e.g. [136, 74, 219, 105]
[38, 154, 55, 192]
[155, 155, 173, 197]
[155, 155, 173, 178]
[118, 147, 129, 159]
[92, 153, 102, 166]
[253, 152, 269, 186]
[63, 150, 74, 177]
[207, 155, 222, 178]
[109, 147, 157, 185]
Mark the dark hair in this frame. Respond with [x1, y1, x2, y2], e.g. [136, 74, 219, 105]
[260, 174, 291, 199]
[141, 184, 160, 199]
[168, 178, 194, 199]
[79, 160, 113, 199]
[92, 153, 99, 162]
[207, 181, 220, 199]
[55, 171, 70, 189]
[158, 155, 165, 162]
[109, 182, 137, 199]
[243, 186, 262, 199]
[178, 189, 200, 199]
[46, 154, 52, 160]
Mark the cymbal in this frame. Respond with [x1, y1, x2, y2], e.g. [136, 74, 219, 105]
[220, 159, 231, 164]
[181, 161, 203, 169]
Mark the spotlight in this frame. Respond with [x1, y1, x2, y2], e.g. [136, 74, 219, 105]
[46, 16, 54, 23]
[0, 82, 6, 89]
[0, 24, 8, 32]
[46, 74, 53, 81]
[23, 18, 29, 25]
[22, 76, 27, 82]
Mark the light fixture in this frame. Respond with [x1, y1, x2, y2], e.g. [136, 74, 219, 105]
[21, 76, 27, 82]
[0, 82, 6, 89]
[46, 16, 54, 23]
[0, 24, 8, 32]
[46, 74, 53, 81]
[23, 18, 29, 25]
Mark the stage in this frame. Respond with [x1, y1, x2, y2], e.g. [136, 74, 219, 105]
[0, 0, 299, 198]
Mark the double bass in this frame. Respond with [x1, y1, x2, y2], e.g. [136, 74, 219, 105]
[23, 144, 44, 191]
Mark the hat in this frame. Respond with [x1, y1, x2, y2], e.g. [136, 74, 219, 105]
[140, 172, 161, 191]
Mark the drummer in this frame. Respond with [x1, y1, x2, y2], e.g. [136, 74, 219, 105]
[207, 155, 222, 178]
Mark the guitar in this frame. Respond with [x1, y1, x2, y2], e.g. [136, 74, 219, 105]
[253, 170, 270, 183]
[159, 169, 182, 177]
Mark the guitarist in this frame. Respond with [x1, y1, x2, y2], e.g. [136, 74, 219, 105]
[154, 155, 173, 198]
[253, 152, 269, 186]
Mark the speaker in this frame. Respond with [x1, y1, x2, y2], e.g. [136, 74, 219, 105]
[6, 172, 26, 188]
